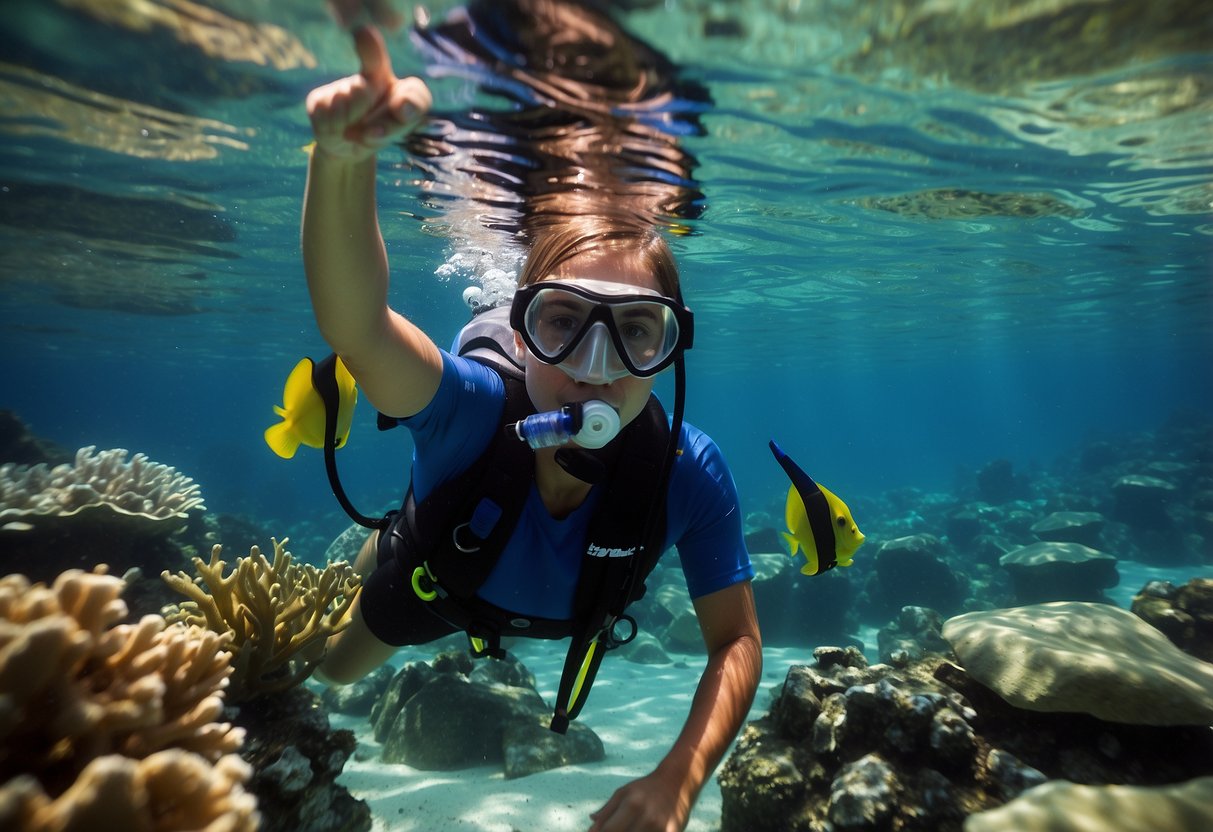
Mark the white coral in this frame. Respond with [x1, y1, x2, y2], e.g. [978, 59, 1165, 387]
[0, 446, 205, 525]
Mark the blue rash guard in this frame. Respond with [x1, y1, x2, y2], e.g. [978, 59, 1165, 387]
[399, 351, 753, 620]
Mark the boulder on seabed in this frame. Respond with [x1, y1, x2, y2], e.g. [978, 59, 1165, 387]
[370, 650, 604, 778]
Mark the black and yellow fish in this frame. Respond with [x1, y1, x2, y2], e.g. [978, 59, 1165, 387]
[264, 355, 357, 459]
[769, 439, 864, 576]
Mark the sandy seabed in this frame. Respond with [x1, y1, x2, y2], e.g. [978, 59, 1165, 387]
[333, 560, 1211, 832]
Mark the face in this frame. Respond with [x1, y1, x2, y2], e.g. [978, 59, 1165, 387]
[515, 248, 661, 432]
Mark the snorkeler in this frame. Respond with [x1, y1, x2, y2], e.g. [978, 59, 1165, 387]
[301, 16, 761, 832]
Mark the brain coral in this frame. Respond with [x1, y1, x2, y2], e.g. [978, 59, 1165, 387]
[942, 601, 1213, 726]
[965, 776, 1213, 832]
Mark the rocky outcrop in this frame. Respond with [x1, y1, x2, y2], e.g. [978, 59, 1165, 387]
[369, 650, 604, 778]
[719, 639, 1213, 832]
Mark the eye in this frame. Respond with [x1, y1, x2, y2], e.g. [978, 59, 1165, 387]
[620, 321, 654, 340]
[836, 517, 847, 527]
[548, 313, 581, 333]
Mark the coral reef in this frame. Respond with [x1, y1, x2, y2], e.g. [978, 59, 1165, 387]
[1131, 577, 1213, 662]
[1, 446, 206, 582]
[0, 567, 255, 831]
[719, 643, 1213, 832]
[942, 602, 1213, 725]
[162, 538, 361, 703]
[998, 541, 1119, 604]
[234, 685, 371, 832]
[0, 446, 204, 526]
[965, 776, 1213, 832]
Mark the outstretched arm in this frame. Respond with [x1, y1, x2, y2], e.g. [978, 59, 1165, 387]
[302, 25, 442, 419]
[589, 580, 762, 832]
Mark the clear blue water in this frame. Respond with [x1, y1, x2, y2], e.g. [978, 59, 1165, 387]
[2, 0, 1210, 553]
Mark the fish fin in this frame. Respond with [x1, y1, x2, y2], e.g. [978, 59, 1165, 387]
[273, 405, 288, 418]
[781, 532, 799, 556]
[800, 554, 820, 576]
[263, 422, 301, 460]
[283, 357, 317, 407]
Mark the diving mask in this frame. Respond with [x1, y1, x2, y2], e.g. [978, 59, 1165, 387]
[510, 278, 694, 382]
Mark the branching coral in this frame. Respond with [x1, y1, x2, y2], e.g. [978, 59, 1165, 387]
[0, 446, 205, 528]
[0, 750, 257, 832]
[162, 539, 361, 702]
[0, 567, 253, 831]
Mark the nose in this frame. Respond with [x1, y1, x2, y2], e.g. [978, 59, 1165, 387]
[560, 322, 629, 384]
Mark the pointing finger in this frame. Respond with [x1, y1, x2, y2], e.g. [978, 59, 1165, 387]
[353, 25, 394, 88]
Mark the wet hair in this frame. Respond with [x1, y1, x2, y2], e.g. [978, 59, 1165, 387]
[518, 214, 681, 298]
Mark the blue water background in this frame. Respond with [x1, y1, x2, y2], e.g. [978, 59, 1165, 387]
[2, 0, 1211, 561]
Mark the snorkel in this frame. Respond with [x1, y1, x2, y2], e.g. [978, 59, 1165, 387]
[514, 400, 622, 449]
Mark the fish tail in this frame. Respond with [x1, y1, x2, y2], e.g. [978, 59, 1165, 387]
[781, 532, 800, 556]
[263, 421, 301, 459]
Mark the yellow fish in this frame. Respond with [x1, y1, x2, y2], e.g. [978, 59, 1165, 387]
[264, 355, 358, 459]
[769, 440, 865, 576]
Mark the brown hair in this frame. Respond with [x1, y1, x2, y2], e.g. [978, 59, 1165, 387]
[518, 213, 680, 298]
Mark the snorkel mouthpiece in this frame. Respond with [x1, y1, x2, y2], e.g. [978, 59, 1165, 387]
[513, 400, 621, 450]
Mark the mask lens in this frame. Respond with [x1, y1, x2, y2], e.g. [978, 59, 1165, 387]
[609, 301, 680, 373]
[524, 288, 595, 360]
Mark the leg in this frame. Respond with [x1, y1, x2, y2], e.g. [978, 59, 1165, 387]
[316, 529, 459, 685]
[316, 531, 393, 685]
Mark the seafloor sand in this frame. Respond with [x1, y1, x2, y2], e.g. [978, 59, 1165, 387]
[331, 561, 1210, 832]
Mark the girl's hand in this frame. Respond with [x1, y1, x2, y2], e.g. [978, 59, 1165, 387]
[305, 25, 431, 164]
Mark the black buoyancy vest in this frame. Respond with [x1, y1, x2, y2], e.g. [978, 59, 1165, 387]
[381, 306, 675, 733]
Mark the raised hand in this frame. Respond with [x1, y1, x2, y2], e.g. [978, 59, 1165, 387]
[305, 25, 431, 163]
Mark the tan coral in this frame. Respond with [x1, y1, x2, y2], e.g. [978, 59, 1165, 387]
[964, 776, 1213, 832]
[0, 749, 258, 832]
[0, 446, 205, 530]
[0, 569, 243, 785]
[162, 539, 361, 702]
[942, 601, 1213, 726]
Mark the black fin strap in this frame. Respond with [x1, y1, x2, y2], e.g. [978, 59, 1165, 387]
[313, 354, 386, 531]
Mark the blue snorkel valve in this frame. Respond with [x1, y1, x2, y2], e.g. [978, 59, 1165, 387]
[513, 400, 621, 450]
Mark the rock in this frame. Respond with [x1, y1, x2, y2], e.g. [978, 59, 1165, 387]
[942, 602, 1213, 725]
[828, 753, 898, 828]
[998, 541, 1119, 604]
[373, 650, 605, 777]
[751, 556, 857, 648]
[983, 748, 1047, 801]
[1133, 577, 1213, 662]
[877, 605, 952, 665]
[321, 664, 395, 716]
[501, 715, 604, 779]
[261, 745, 313, 794]
[1030, 511, 1105, 548]
[1112, 474, 1177, 529]
[234, 686, 370, 832]
[945, 509, 985, 547]
[976, 459, 1021, 504]
[866, 534, 965, 620]
[617, 631, 672, 664]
